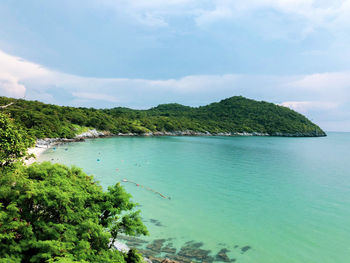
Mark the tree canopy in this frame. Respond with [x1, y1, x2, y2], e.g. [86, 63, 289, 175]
[0, 113, 148, 262]
[0, 96, 326, 139]
[0, 112, 34, 167]
[0, 162, 148, 262]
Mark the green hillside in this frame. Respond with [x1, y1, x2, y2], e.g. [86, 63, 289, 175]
[0, 96, 326, 138]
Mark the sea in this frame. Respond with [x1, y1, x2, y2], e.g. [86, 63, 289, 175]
[38, 133, 350, 263]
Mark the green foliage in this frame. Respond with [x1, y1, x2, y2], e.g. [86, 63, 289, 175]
[0, 100, 147, 262]
[0, 96, 326, 138]
[124, 249, 144, 263]
[0, 112, 34, 167]
[0, 162, 148, 262]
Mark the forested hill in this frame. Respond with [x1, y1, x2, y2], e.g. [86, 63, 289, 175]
[0, 96, 326, 138]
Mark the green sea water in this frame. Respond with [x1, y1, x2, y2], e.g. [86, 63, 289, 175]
[38, 133, 350, 263]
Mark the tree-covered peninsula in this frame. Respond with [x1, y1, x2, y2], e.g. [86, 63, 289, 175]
[0, 96, 326, 139]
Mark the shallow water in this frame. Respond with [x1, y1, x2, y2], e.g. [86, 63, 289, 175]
[39, 133, 350, 262]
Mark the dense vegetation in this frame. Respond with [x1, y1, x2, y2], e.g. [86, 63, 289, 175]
[0, 95, 325, 139]
[0, 113, 35, 167]
[0, 112, 148, 262]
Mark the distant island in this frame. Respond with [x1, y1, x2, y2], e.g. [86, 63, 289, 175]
[0, 96, 326, 138]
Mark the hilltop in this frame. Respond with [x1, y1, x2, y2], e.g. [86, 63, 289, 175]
[0, 96, 326, 138]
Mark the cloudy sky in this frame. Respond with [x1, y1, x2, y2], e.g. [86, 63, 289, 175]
[1, 0, 350, 131]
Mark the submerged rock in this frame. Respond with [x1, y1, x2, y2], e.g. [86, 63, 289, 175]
[150, 218, 163, 227]
[118, 235, 148, 244]
[178, 241, 213, 262]
[183, 241, 204, 249]
[148, 256, 165, 263]
[215, 248, 231, 262]
[241, 246, 251, 254]
[126, 241, 144, 248]
[166, 255, 193, 263]
[161, 259, 182, 263]
[138, 249, 158, 258]
[146, 239, 166, 253]
[162, 245, 177, 254]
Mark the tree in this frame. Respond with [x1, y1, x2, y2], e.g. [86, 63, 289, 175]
[0, 106, 147, 262]
[0, 112, 34, 167]
[0, 162, 148, 262]
[0, 95, 326, 138]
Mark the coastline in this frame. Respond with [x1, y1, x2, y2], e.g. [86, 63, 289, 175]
[24, 128, 326, 165]
[122, 131, 326, 137]
[24, 138, 86, 165]
[25, 146, 50, 165]
[24, 129, 107, 165]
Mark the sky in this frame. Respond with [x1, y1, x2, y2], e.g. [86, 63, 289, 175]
[0, 0, 350, 131]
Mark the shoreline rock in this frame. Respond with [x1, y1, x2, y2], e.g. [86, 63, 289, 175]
[75, 129, 111, 139]
[115, 130, 325, 137]
[33, 128, 328, 151]
[34, 129, 112, 148]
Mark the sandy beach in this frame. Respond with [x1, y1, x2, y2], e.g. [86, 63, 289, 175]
[25, 146, 50, 165]
[23, 130, 108, 166]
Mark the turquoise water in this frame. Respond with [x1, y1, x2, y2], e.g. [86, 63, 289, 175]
[39, 133, 350, 262]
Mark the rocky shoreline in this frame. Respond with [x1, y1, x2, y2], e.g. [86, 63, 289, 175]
[113, 235, 251, 263]
[26, 128, 325, 165]
[113, 130, 325, 137]
[118, 131, 270, 137]
[34, 129, 327, 150]
[34, 129, 111, 147]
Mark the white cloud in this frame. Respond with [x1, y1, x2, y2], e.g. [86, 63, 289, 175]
[287, 72, 350, 102]
[96, 0, 350, 40]
[195, 0, 350, 31]
[148, 74, 240, 93]
[280, 101, 339, 113]
[72, 92, 119, 103]
[0, 50, 50, 79]
[0, 50, 53, 99]
[0, 73, 26, 98]
[290, 72, 350, 90]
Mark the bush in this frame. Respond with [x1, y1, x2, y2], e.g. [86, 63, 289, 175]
[0, 112, 34, 167]
[0, 162, 148, 262]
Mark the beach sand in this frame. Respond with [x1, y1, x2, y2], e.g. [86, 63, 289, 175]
[25, 146, 50, 165]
